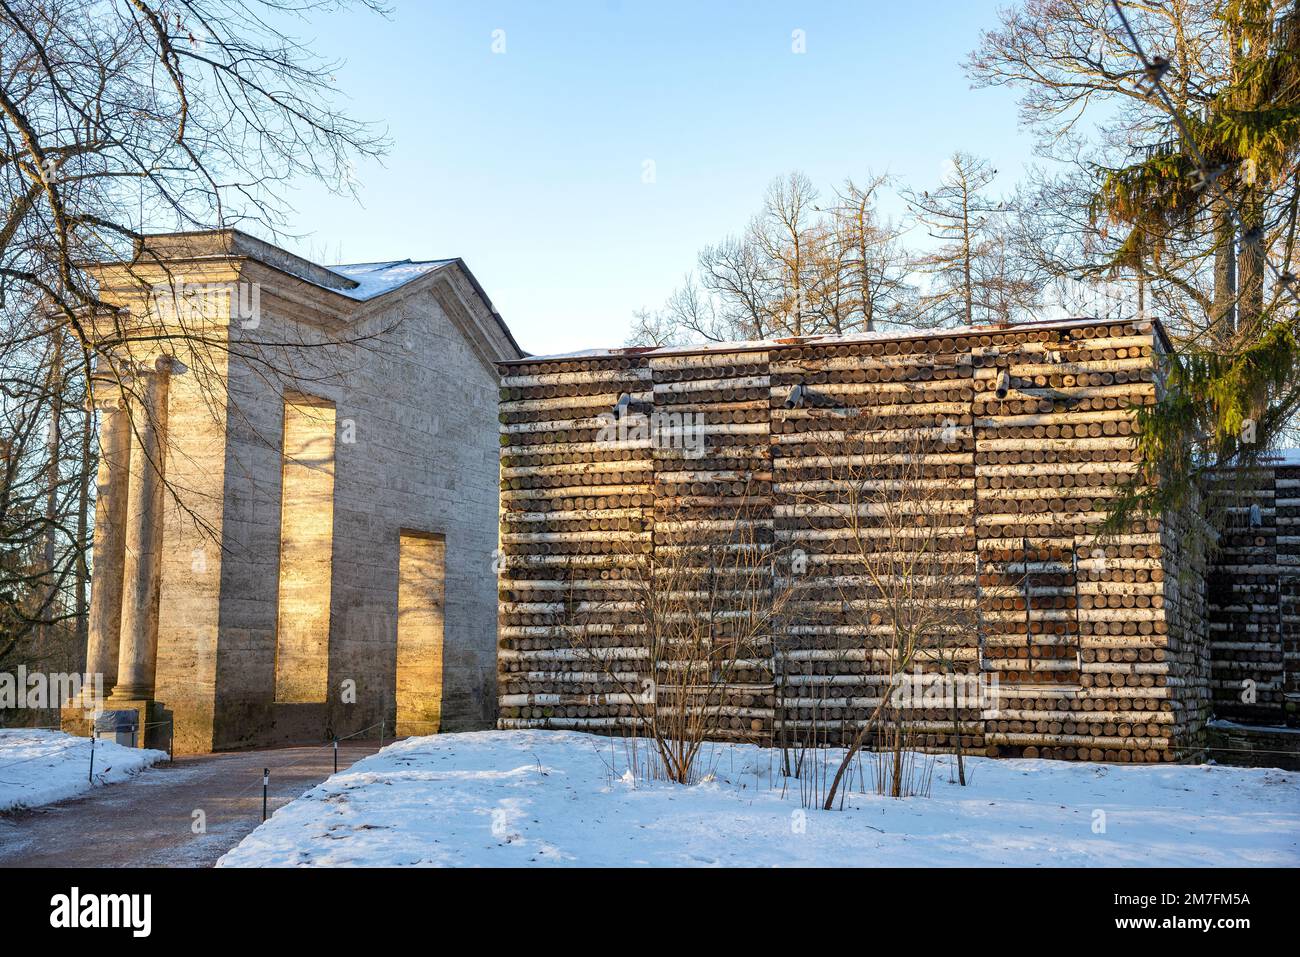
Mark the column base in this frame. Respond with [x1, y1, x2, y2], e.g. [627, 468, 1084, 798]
[101, 696, 173, 751]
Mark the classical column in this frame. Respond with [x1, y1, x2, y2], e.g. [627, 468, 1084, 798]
[113, 357, 183, 701]
[85, 390, 131, 693]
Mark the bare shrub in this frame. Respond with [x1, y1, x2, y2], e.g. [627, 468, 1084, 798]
[782, 406, 981, 805]
[567, 481, 795, 785]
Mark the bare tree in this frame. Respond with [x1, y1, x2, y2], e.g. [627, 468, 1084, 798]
[565, 484, 796, 785]
[904, 152, 1040, 328]
[824, 174, 914, 333]
[0, 310, 89, 680]
[751, 171, 823, 338]
[629, 275, 730, 346]
[0, 0, 389, 672]
[966, 0, 1240, 338]
[783, 408, 980, 805]
[635, 171, 917, 346]
[967, 0, 1300, 522]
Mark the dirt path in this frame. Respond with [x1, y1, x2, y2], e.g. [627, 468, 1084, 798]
[0, 742, 381, 867]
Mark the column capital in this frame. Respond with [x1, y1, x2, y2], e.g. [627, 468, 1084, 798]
[87, 396, 122, 414]
[114, 355, 189, 379]
[152, 355, 189, 376]
[88, 372, 130, 413]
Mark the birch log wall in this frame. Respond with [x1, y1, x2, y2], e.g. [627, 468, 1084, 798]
[497, 356, 656, 734]
[768, 335, 981, 756]
[496, 316, 1227, 762]
[1207, 456, 1300, 725]
[1286, 460, 1300, 718]
[650, 349, 775, 738]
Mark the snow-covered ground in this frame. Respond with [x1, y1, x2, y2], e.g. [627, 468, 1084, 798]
[219, 730, 1300, 867]
[0, 728, 165, 812]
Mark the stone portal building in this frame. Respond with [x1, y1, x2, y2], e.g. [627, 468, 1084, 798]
[66, 230, 521, 753]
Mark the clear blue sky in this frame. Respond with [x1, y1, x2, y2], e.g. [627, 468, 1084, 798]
[278, 0, 1038, 355]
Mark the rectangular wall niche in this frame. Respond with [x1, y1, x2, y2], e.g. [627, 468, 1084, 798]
[395, 530, 446, 736]
[274, 392, 337, 704]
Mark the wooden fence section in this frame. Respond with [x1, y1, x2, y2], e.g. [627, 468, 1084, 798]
[496, 317, 1219, 762]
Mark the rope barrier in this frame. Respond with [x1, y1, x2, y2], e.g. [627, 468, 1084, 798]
[0, 724, 69, 732]
[335, 721, 385, 743]
[0, 738, 85, 774]
[223, 721, 388, 804]
[0, 718, 387, 808]
[1173, 744, 1300, 758]
[6, 721, 1295, 760]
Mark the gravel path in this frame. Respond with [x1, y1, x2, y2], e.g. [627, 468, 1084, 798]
[0, 742, 381, 867]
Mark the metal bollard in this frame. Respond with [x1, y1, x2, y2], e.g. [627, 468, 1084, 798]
[262, 768, 269, 821]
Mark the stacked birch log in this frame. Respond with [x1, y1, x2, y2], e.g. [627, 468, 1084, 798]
[1204, 458, 1297, 725]
[1159, 484, 1213, 757]
[969, 320, 1205, 761]
[649, 349, 775, 739]
[769, 337, 982, 752]
[497, 356, 654, 729]
[1282, 463, 1300, 719]
[496, 317, 1217, 761]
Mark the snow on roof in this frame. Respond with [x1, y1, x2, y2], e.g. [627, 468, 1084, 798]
[506, 314, 1161, 364]
[329, 259, 455, 301]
